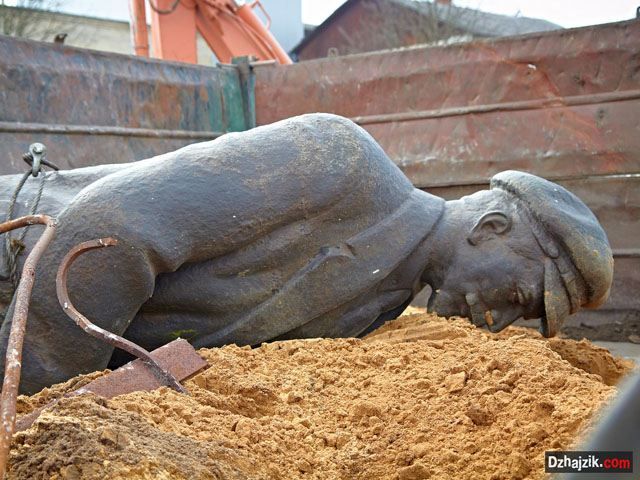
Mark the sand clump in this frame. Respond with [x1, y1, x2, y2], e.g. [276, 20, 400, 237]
[8, 313, 634, 479]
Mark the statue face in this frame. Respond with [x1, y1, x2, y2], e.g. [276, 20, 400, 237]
[427, 192, 547, 332]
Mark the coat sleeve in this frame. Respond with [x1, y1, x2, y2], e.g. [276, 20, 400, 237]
[190, 189, 444, 346]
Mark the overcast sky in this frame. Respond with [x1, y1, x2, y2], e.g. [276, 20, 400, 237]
[301, 0, 640, 28]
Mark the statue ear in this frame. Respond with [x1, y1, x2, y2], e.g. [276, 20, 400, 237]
[468, 211, 511, 245]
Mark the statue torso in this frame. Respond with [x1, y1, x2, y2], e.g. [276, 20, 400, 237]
[124, 187, 443, 351]
[0, 114, 444, 356]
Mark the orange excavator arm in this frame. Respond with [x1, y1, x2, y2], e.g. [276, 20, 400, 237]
[129, 0, 292, 64]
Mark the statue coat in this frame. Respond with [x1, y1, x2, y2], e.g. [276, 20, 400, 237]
[0, 113, 444, 393]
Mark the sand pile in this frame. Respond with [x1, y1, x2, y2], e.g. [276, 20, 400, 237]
[8, 313, 634, 479]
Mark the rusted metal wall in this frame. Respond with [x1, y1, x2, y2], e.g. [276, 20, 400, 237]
[255, 20, 640, 340]
[0, 35, 251, 173]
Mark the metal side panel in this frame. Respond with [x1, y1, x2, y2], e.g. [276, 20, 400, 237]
[254, 20, 640, 183]
[0, 35, 252, 173]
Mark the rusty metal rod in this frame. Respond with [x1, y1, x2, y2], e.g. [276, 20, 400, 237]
[129, 0, 150, 57]
[0, 214, 57, 480]
[55, 238, 187, 394]
[351, 88, 640, 125]
[415, 172, 640, 192]
[0, 121, 223, 140]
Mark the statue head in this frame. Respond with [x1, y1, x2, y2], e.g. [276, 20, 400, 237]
[424, 171, 613, 337]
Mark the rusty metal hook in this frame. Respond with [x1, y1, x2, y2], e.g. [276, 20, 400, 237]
[0, 214, 57, 480]
[55, 238, 187, 394]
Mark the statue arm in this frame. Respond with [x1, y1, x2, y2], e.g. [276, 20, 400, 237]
[0, 194, 157, 394]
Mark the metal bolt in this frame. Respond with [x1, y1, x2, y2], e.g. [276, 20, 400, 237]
[30, 143, 45, 155]
[28, 143, 46, 177]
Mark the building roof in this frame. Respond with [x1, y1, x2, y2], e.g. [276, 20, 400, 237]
[396, 0, 561, 37]
[292, 0, 561, 55]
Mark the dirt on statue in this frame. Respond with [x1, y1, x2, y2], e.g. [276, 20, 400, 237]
[8, 313, 634, 479]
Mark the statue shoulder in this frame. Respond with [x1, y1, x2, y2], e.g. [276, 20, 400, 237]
[278, 114, 416, 196]
[149, 114, 407, 192]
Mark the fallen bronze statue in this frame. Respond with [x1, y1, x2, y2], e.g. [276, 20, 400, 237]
[0, 113, 613, 395]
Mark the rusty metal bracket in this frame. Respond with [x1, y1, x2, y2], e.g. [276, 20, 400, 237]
[55, 238, 187, 394]
[231, 56, 257, 129]
[14, 338, 207, 433]
[0, 214, 57, 480]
